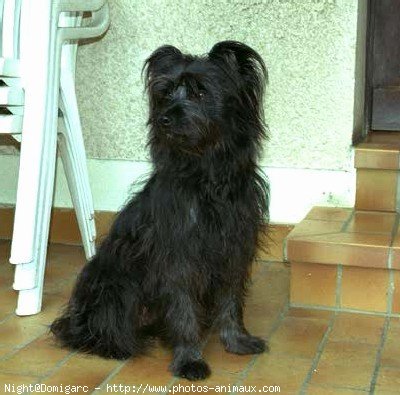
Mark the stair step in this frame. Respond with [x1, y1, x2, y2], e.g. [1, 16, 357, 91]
[285, 206, 400, 316]
[355, 131, 400, 212]
[285, 207, 399, 270]
[290, 262, 400, 316]
[355, 132, 400, 170]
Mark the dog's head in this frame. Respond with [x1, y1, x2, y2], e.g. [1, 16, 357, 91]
[143, 41, 267, 155]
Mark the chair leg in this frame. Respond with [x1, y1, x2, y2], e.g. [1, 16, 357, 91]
[60, 42, 96, 258]
[10, 0, 53, 268]
[12, 0, 58, 314]
[60, 85, 96, 226]
[60, 40, 96, 226]
[58, 129, 96, 259]
[15, 132, 58, 315]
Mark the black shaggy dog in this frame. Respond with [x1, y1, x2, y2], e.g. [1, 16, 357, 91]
[51, 41, 269, 380]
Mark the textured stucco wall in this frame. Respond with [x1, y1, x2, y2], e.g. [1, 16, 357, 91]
[1, 0, 361, 171]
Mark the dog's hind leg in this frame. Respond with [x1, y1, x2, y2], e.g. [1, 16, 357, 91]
[51, 195, 153, 359]
[50, 252, 147, 359]
[164, 292, 210, 380]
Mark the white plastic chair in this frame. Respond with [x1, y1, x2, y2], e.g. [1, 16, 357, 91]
[0, 1, 98, 265]
[0, 0, 109, 315]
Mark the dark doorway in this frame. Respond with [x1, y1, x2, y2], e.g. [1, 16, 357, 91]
[368, 0, 400, 131]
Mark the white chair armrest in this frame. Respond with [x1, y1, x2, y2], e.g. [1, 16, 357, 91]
[59, 3, 110, 41]
[56, 0, 107, 12]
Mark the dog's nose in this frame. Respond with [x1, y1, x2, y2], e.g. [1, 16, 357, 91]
[160, 116, 171, 127]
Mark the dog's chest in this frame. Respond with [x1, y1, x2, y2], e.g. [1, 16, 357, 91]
[189, 207, 197, 225]
[152, 176, 250, 237]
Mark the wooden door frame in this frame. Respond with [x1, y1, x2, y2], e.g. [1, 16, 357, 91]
[351, 0, 370, 145]
[362, 0, 375, 139]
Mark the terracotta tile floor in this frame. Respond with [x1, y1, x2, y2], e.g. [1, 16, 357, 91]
[0, 235, 399, 394]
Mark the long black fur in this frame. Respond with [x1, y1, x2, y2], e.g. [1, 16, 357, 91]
[51, 41, 269, 380]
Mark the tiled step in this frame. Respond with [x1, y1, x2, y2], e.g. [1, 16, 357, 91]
[355, 131, 400, 212]
[285, 206, 400, 316]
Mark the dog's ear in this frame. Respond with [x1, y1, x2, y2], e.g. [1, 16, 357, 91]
[209, 41, 267, 113]
[143, 45, 183, 86]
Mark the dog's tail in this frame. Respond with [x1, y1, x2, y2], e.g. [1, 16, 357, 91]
[50, 255, 148, 359]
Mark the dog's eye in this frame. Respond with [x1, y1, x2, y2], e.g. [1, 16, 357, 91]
[198, 90, 206, 99]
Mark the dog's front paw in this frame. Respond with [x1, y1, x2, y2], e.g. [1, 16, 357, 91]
[224, 335, 267, 355]
[172, 359, 211, 380]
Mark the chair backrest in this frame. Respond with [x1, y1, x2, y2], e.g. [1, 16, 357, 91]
[0, 0, 23, 130]
[0, 0, 22, 60]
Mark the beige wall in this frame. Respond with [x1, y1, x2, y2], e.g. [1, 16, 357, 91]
[72, 0, 361, 170]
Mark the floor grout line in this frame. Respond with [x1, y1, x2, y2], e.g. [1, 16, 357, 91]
[0, 327, 49, 362]
[396, 161, 400, 213]
[290, 303, 400, 318]
[256, 259, 288, 265]
[341, 210, 355, 232]
[287, 231, 353, 240]
[386, 213, 400, 315]
[298, 312, 337, 395]
[387, 211, 399, 267]
[0, 368, 43, 378]
[91, 359, 129, 394]
[283, 235, 289, 262]
[0, 312, 14, 326]
[335, 264, 343, 309]
[368, 316, 391, 395]
[35, 350, 78, 384]
[310, 383, 370, 393]
[387, 270, 395, 316]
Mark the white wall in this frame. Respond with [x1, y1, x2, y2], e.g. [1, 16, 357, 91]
[0, 154, 355, 224]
